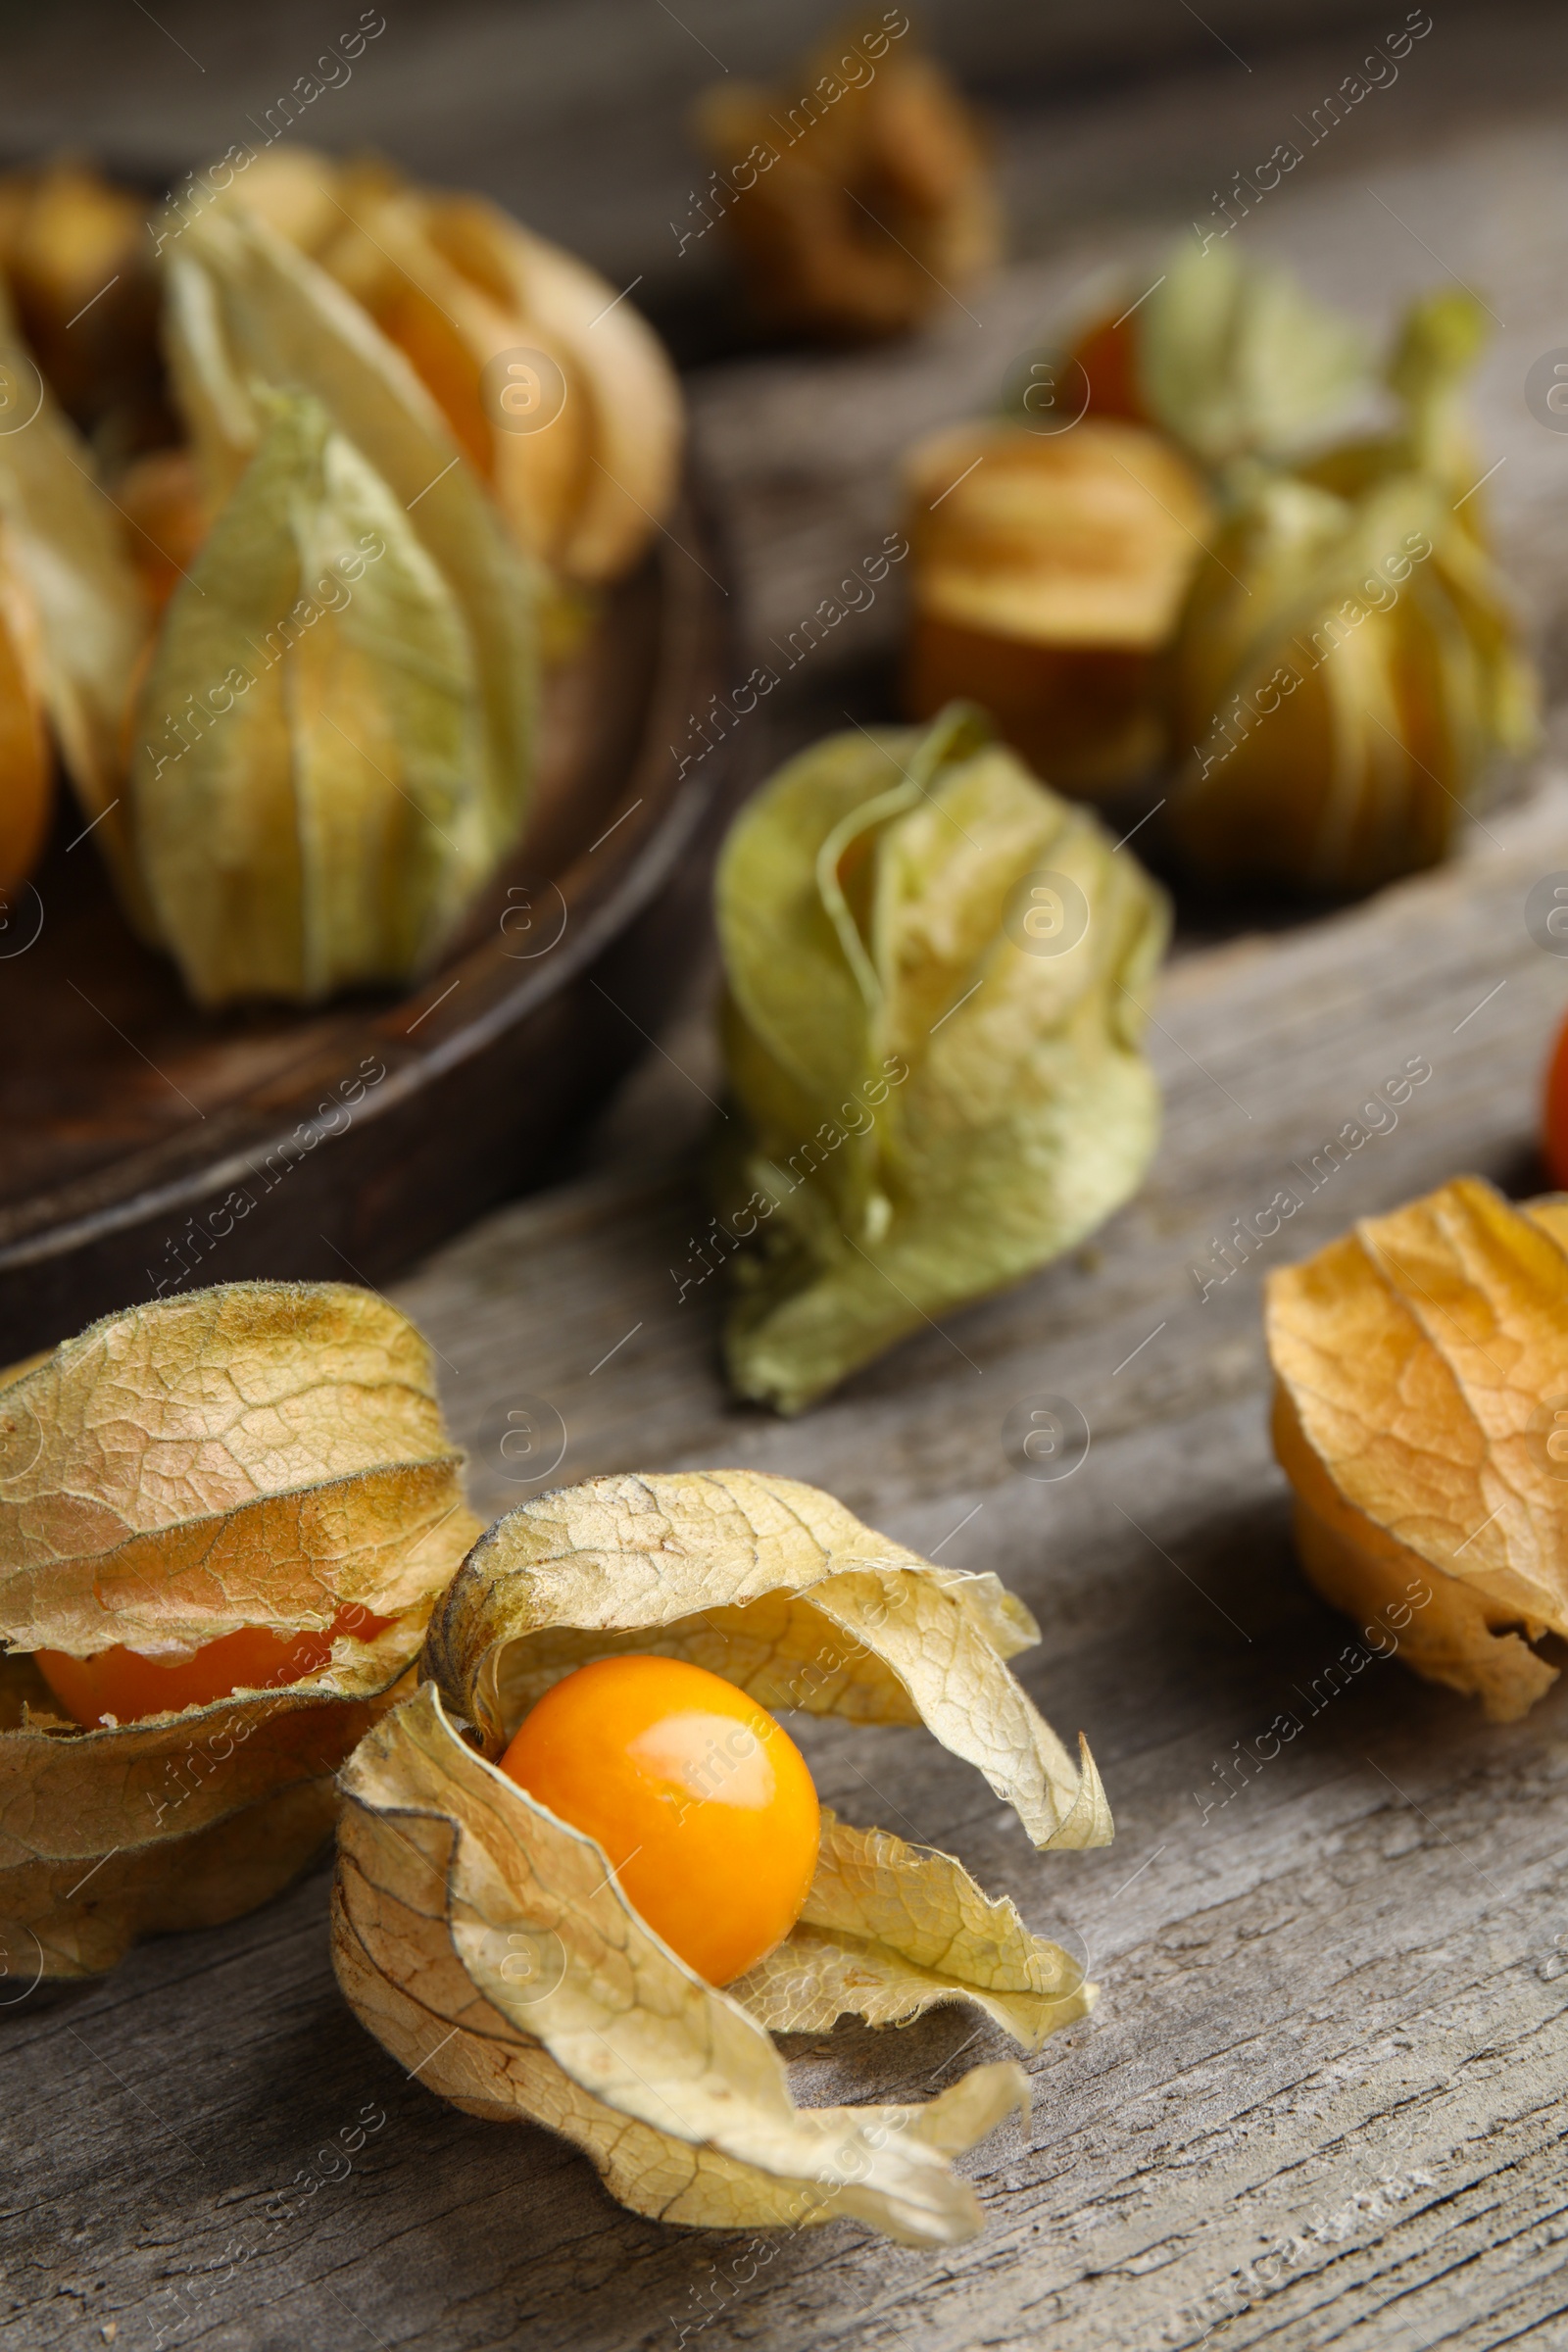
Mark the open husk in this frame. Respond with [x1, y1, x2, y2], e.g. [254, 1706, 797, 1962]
[332, 1468, 1102, 2242]
[1267, 1177, 1568, 1722]
[215, 146, 684, 591]
[0, 1282, 480, 1979]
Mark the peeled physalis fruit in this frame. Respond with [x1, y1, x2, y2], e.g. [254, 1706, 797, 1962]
[333, 1469, 1098, 2243]
[1166, 299, 1536, 894]
[710, 705, 1168, 1414]
[207, 147, 683, 590]
[499, 1654, 820, 1984]
[1267, 1177, 1568, 1723]
[904, 418, 1213, 791]
[130, 387, 491, 1005]
[1055, 237, 1369, 471]
[693, 20, 999, 341]
[0, 1281, 481, 1980]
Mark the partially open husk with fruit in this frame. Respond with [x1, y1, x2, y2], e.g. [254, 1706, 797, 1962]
[332, 1468, 1105, 2244]
[0, 1283, 479, 1980]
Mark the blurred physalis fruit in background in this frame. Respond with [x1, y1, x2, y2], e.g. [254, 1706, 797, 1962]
[904, 418, 1212, 793]
[693, 14, 999, 340]
[499, 1653, 820, 1985]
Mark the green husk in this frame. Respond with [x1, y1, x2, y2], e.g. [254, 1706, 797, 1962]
[711, 706, 1169, 1413]
[1137, 237, 1370, 469]
[130, 390, 488, 1004]
[1167, 292, 1537, 894]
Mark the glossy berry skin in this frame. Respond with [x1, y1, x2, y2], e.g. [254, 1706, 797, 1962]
[1545, 1012, 1568, 1190]
[35, 1607, 391, 1727]
[498, 1654, 820, 1986]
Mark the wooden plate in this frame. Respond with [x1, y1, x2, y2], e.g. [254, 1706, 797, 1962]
[0, 482, 734, 1358]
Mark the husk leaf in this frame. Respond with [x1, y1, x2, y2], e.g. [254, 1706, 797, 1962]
[129, 387, 487, 1005]
[0, 274, 149, 912]
[333, 1681, 1030, 2244]
[1266, 1176, 1568, 1721]
[710, 708, 1168, 1413]
[1136, 237, 1369, 469]
[166, 205, 534, 861]
[200, 146, 683, 587]
[0, 518, 51, 892]
[731, 1808, 1095, 2045]
[693, 30, 999, 341]
[0, 1280, 481, 1975]
[1167, 462, 1535, 894]
[422, 1466, 1110, 1851]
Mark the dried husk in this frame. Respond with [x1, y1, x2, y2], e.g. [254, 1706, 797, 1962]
[1166, 288, 1535, 894]
[1055, 237, 1370, 470]
[0, 273, 150, 916]
[694, 24, 999, 341]
[211, 147, 684, 589]
[166, 204, 535, 866]
[423, 1468, 1110, 1849]
[711, 707, 1168, 1414]
[0, 519, 51, 893]
[903, 418, 1213, 791]
[0, 158, 162, 434]
[334, 1466, 1101, 2241]
[1267, 1177, 1568, 1722]
[130, 387, 488, 1005]
[334, 1685, 1030, 2244]
[731, 1809, 1094, 2044]
[0, 1282, 481, 1978]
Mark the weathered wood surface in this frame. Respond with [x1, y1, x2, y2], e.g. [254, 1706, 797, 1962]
[8, 8, 1568, 2351]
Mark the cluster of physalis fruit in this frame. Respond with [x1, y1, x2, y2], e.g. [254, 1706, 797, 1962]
[0, 1281, 1103, 2246]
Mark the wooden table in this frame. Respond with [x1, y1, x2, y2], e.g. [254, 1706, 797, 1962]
[7, 9, 1568, 2349]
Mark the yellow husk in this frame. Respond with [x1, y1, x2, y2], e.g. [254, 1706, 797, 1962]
[331, 1467, 1106, 2241]
[0, 1282, 480, 1977]
[1267, 1177, 1568, 1720]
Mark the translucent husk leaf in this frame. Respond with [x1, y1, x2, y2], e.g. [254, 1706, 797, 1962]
[903, 418, 1212, 791]
[694, 28, 999, 341]
[201, 146, 684, 589]
[417, 190, 684, 586]
[711, 708, 1168, 1413]
[0, 1281, 481, 1976]
[731, 1809, 1096, 2045]
[0, 274, 149, 913]
[1266, 1177, 1568, 1721]
[129, 387, 487, 1005]
[333, 1681, 1030, 2244]
[167, 206, 534, 862]
[1136, 237, 1370, 469]
[422, 1466, 1111, 1850]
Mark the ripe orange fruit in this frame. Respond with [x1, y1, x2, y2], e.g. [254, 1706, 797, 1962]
[499, 1653, 820, 1985]
[35, 1606, 391, 1726]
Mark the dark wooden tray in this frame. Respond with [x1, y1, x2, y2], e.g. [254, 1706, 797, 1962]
[0, 482, 734, 1358]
